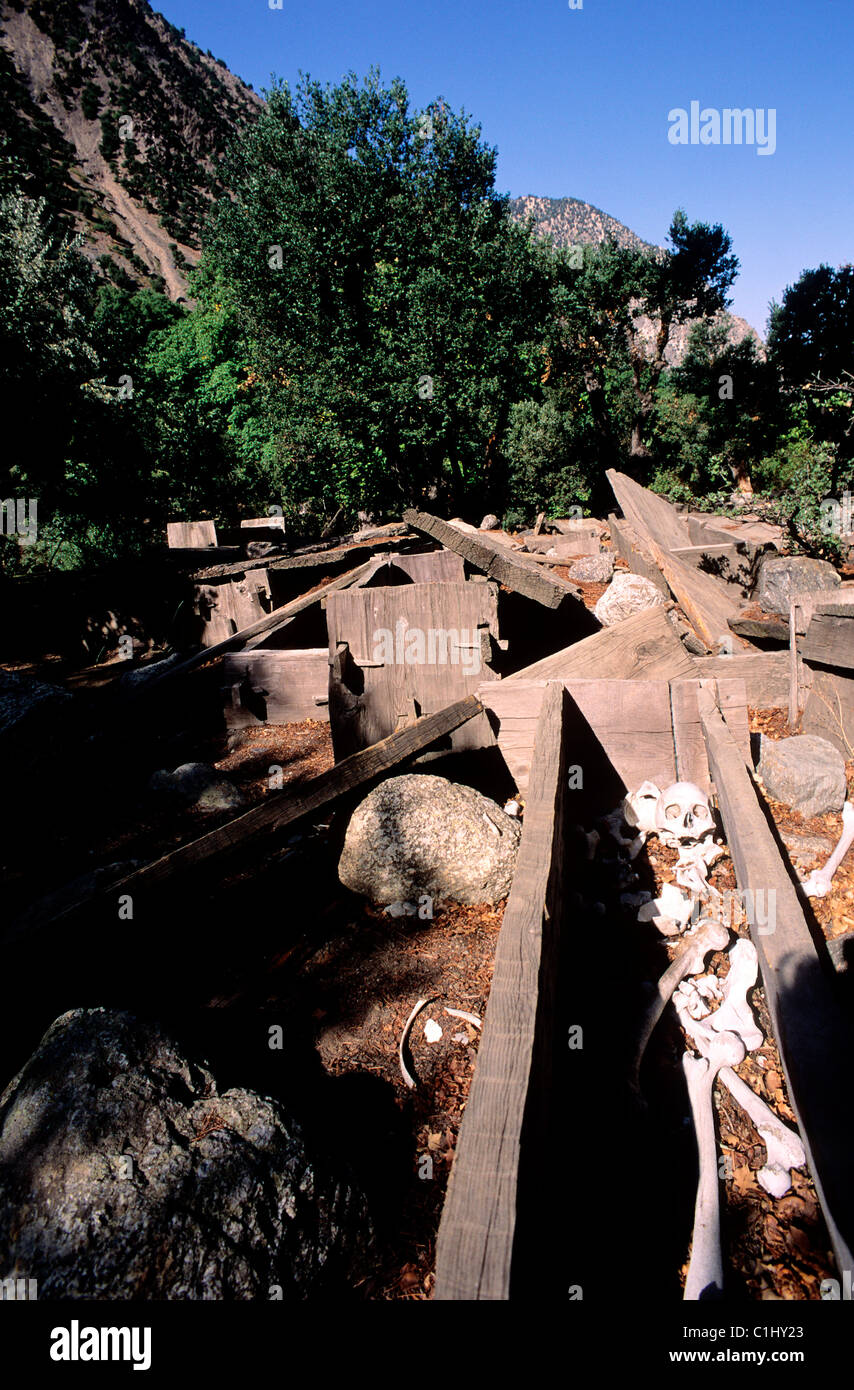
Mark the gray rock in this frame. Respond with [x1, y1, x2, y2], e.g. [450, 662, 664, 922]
[758, 735, 847, 818]
[148, 762, 247, 812]
[0, 1009, 373, 1300]
[569, 553, 614, 584]
[480, 514, 500, 531]
[339, 773, 521, 906]
[778, 829, 835, 872]
[755, 556, 841, 615]
[594, 572, 667, 626]
[0, 669, 72, 737]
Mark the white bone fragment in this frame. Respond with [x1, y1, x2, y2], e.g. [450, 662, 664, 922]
[802, 801, 854, 898]
[718, 1066, 806, 1197]
[451, 1031, 468, 1043]
[503, 799, 522, 818]
[624, 781, 662, 833]
[424, 1018, 443, 1043]
[444, 1008, 482, 1030]
[674, 974, 723, 1020]
[681, 1028, 746, 1301]
[632, 920, 729, 1090]
[398, 996, 439, 1089]
[710, 939, 763, 1051]
[637, 880, 695, 934]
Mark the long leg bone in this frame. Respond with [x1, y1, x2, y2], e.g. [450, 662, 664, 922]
[631, 920, 730, 1092]
[718, 1067, 806, 1197]
[801, 801, 854, 898]
[681, 1029, 746, 1300]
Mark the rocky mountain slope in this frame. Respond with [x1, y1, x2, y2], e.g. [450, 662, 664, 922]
[0, 0, 763, 357]
[510, 193, 763, 361]
[0, 0, 260, 297]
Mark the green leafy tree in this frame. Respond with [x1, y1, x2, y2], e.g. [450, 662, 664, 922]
[767, 265, 854, 486]
[200, 71, 551, 517]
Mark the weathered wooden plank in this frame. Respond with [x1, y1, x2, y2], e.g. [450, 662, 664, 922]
[522, 533, 599, 557]
[35, 696, 485, 928]
[193, 535, 414, 583]
[402, 508, 582, 610]
[481, 676, 749, 796]
[606, 469, 691, 552]
[130, 560, 375, 693]
[326, 583, 500, 758]
[166, 520, 217, 549]
[222, 649, 330, 728]
[801, 668, 854, 758]
[700, 692, 854, 1280]
[800, 612, 854, 670]
[505, 606, 697, 685]
[195, 569, 273, 648]
[435, 682, 568, 1300]
[653, 545, 746, 652]
[687, 651, 797, 709]
[353, 549, 465, 586]
[608, 514, 671, 597]
[729, 611, 790, 643]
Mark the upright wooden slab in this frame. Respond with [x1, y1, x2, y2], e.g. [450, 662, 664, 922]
[688, 651, 798, 709]
[326, 582, 501, 758]
[608, 514, 671, 596]
[504, 606, 697, 685]
[479, 677, 749, 796]
[801, 668, 854, 757]
[435, 683, 569, 1300]
[800, 599, 854, 671]
[354, 550, 465, 586]
[606, 469, 691, 552]
[167, 520, 217, 549]
[222, 649, 329, 728]
[402, 508, 583, 610]
[700, 694, 854, 1279]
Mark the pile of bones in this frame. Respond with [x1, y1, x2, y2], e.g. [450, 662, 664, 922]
[597, 778, 819, 1301]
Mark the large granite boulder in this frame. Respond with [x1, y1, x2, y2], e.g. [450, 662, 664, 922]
[338, 773, 521, 906]
[755, 556, 841, 615]
[0, 1009, 374, 1299]
[757, 734, 847, 819]
[594, 572, 667, 626]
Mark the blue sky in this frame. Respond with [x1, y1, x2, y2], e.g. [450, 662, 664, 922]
[157, 0, 853, 336]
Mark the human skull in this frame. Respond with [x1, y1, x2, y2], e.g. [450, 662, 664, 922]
[654, 782, 715, 846]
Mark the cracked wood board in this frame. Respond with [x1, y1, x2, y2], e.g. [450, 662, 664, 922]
[504, 605, 697, 685]
[435, 682, 569, 1300]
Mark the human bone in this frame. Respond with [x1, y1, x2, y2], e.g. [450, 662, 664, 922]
[681, 1029, 746, 1300]
[654, 782, 715, 847]
[631, 920, 729, 1092]
[718, 1067, 806, 1198]
[801, 801, 854, 898]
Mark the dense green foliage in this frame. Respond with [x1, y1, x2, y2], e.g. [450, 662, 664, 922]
[1, 68, 851, 571]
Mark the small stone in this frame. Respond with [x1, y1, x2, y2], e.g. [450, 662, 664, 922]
[479, 513, 500, 531]
[764, 1070, 781, 1093]
[569, 553, 614, 584]
[757, 735, 847, 818]
[148, 762, 247, 813]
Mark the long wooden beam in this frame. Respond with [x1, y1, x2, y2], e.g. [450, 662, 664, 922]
[435, 682, 568, 1299]
[402, 508, 582, 610]
[699, 689, 854, 1279]
[28, 695, 485, 929]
